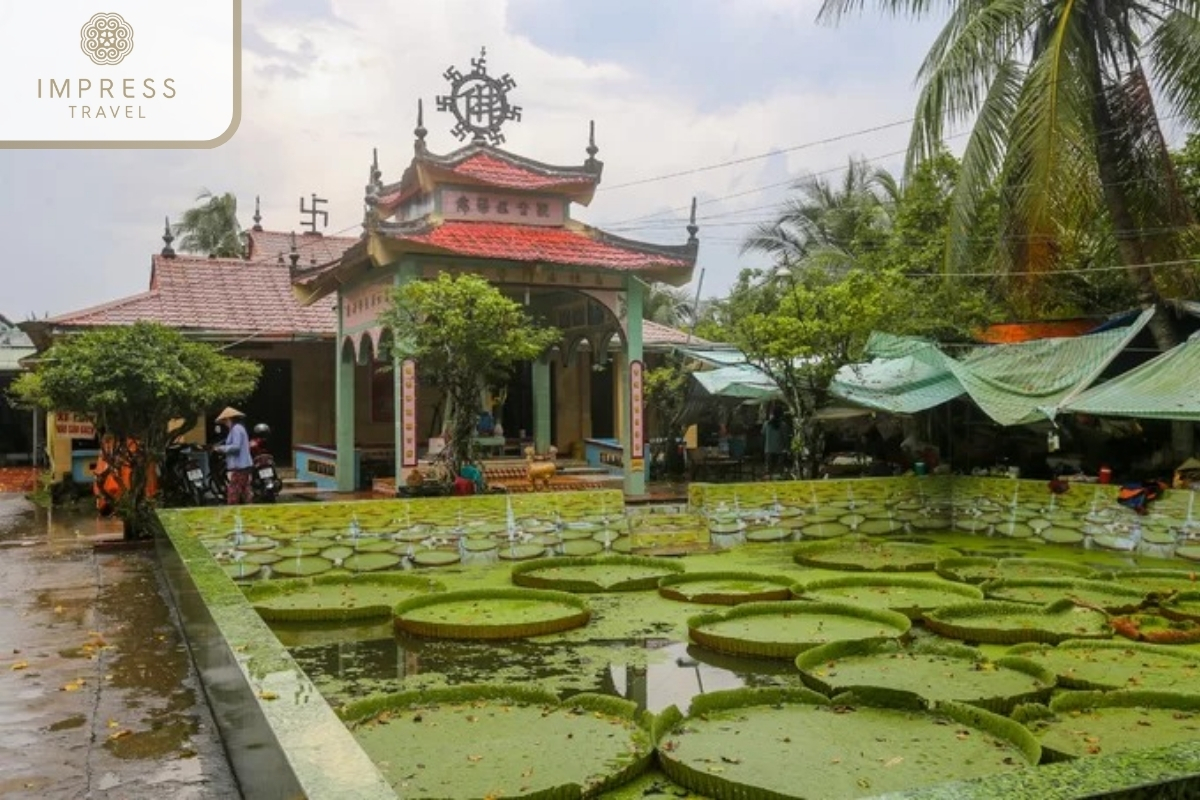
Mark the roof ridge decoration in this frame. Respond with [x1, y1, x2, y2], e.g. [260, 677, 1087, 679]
[161, 215, 175, 258]
[436, 46, 521, 146]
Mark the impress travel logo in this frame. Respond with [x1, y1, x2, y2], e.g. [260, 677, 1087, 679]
[0, 2, 241, 148]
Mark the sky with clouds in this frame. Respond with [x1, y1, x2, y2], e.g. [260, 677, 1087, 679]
[2, 0, 953, 319]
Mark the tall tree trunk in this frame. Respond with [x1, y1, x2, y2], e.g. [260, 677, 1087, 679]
[1089, 68, 1193, 460]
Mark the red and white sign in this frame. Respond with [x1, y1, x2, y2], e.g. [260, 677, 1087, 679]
[400, 359, 418, 467]
[439, 189, 565, 226]
[54, 412, 95, 439]
[629, 360, 644, 455]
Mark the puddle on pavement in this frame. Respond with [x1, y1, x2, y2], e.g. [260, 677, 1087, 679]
[0, 494, 238, 799]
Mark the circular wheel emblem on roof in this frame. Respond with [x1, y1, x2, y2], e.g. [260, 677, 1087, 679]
[435, 47, 522, 145]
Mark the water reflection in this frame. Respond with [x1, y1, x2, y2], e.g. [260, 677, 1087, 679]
[285, 631, 799, 714]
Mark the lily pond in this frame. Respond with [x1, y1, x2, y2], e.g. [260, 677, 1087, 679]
[159, 476, 1200, 800]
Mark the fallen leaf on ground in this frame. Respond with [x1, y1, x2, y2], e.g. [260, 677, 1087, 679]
[10, 661, 28, 671]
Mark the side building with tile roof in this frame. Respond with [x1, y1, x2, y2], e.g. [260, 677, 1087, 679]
[27, 208, 706, 492]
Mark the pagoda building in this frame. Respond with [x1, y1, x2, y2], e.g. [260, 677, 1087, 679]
[292, 50, 699, 495]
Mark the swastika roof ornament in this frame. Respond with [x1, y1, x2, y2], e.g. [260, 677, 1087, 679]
[436, 47, 522, 146]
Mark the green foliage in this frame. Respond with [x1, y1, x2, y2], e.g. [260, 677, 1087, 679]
[10, 322, 259, 534]
[379, 273, 559, 472]
[1176, 134, 1200, 221]
[175, 189, 244, 258]
[819, 0, 1200, 341]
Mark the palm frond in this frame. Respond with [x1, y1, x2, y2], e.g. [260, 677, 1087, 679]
[1146, 8, 1200, 128]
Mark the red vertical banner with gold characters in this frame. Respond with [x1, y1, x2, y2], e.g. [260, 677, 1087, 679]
[401, 359, 418, 468]
[630, 360, 644, 471]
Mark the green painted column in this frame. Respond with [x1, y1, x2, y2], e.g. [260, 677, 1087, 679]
[532, 357, 552, 454]
[392, 269, 413, 491]
[623, 278, 646, 496]
[335, 330, 357, 493]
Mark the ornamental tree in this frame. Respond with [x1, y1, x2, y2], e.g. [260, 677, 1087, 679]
[730, 268, 907, 478]
[10, 322, 260, 538]
[379, 273, 559, 475]
[644, 351, 693, 477]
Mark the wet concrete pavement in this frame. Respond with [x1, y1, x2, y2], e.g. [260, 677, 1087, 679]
[0, 493, 240, 799]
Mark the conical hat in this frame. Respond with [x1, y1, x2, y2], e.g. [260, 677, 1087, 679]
[215, 406, 245, 422]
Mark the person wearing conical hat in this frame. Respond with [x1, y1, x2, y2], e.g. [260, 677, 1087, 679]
[212, 407, 253, 504]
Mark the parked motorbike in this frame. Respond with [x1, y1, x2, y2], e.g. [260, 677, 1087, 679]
[250, 423, 282, 503]
[162, 442, 218, 507]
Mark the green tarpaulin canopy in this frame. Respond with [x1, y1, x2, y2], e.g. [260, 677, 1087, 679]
[1051, 331, 1200, 422]
[830, 309, 1154, 426]
[691, 365, 781, 402]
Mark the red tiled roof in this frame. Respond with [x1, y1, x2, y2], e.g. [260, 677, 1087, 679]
[976, 319, 1099, 344]
[245, 229, 359, 265]
[643, 320, 712, 347]
[49, 255, 336, 336]
[446, 152, 597, 192]
[386, 221, 694, 272]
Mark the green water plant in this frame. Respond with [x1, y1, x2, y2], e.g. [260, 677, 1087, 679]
[511, 555, 685, 593]
[243, 573, 445, 623]
[925, 599, 1113, 645]
[980, 578, 1147, 614]
[795, 638, 1055, 715]
[1005, 640, 1200, 691]
[936, 556, 1097, 585]
[794, 574, 983, 619]
[655, 686, 1039, 799]
[656, 572, 796, 605]
[793, 535, 959, 572]
[393, 588, 590, 640]
[340, 684, 654, 799]
[687, 601, 911, 659]
[1015, 691, 1200, 763]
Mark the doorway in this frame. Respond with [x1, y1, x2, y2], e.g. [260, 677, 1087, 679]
[590, 356, 614, 439]
[239, 359, 293, 465]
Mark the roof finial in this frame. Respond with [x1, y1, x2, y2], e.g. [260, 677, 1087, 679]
[252, 195, 263, 231]
[414, 99, 427, 153]
[288, 231, 300, 267]
[687, 197, 699, 244]
[161, 215, 176, 258]
[585, 120, 600, 170]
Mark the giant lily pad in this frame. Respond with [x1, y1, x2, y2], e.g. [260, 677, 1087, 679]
[655, 687, 1038, 800]
[342, 552, 403, 573]
[222, 561, 261, 580]
[497, 544, 546, 561]
[1110, 568, 1200, 595]
[394, 588, 590, 639]
[411, 550, 461, 567]
[244, 573, 444, 622]
[924, 599, 1112, 645]
[1005, 640, 1200, 691]
[793, 536, 958, 572]
[936, 556, 1096, 585]
[688, 601, 911, 660]
[980, 578, 1146, 613]
[270, 555, 333, 577]
[657, 572, 796, 605]
[794, 575, 983, 619]
[795, 639, 1054, 714]
[342, 686, 653, 799]
[511, 555, 685, 593]
[1015, 691, 1200, 762]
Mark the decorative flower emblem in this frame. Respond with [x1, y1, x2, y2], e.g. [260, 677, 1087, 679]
[80, 13, 134, 66]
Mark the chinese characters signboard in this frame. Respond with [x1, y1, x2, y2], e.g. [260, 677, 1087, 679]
[401, 359, 418, 468]
[440, 189, 564, 226]
[630, 360, 644, 469]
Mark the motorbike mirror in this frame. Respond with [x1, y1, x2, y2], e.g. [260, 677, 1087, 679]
[213, 425, 222, 435]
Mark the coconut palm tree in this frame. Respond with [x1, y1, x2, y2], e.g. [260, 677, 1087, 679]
[174, 190, 243, 258]
[818, 0, 1200, 353]
[741, 156, 897, 278]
